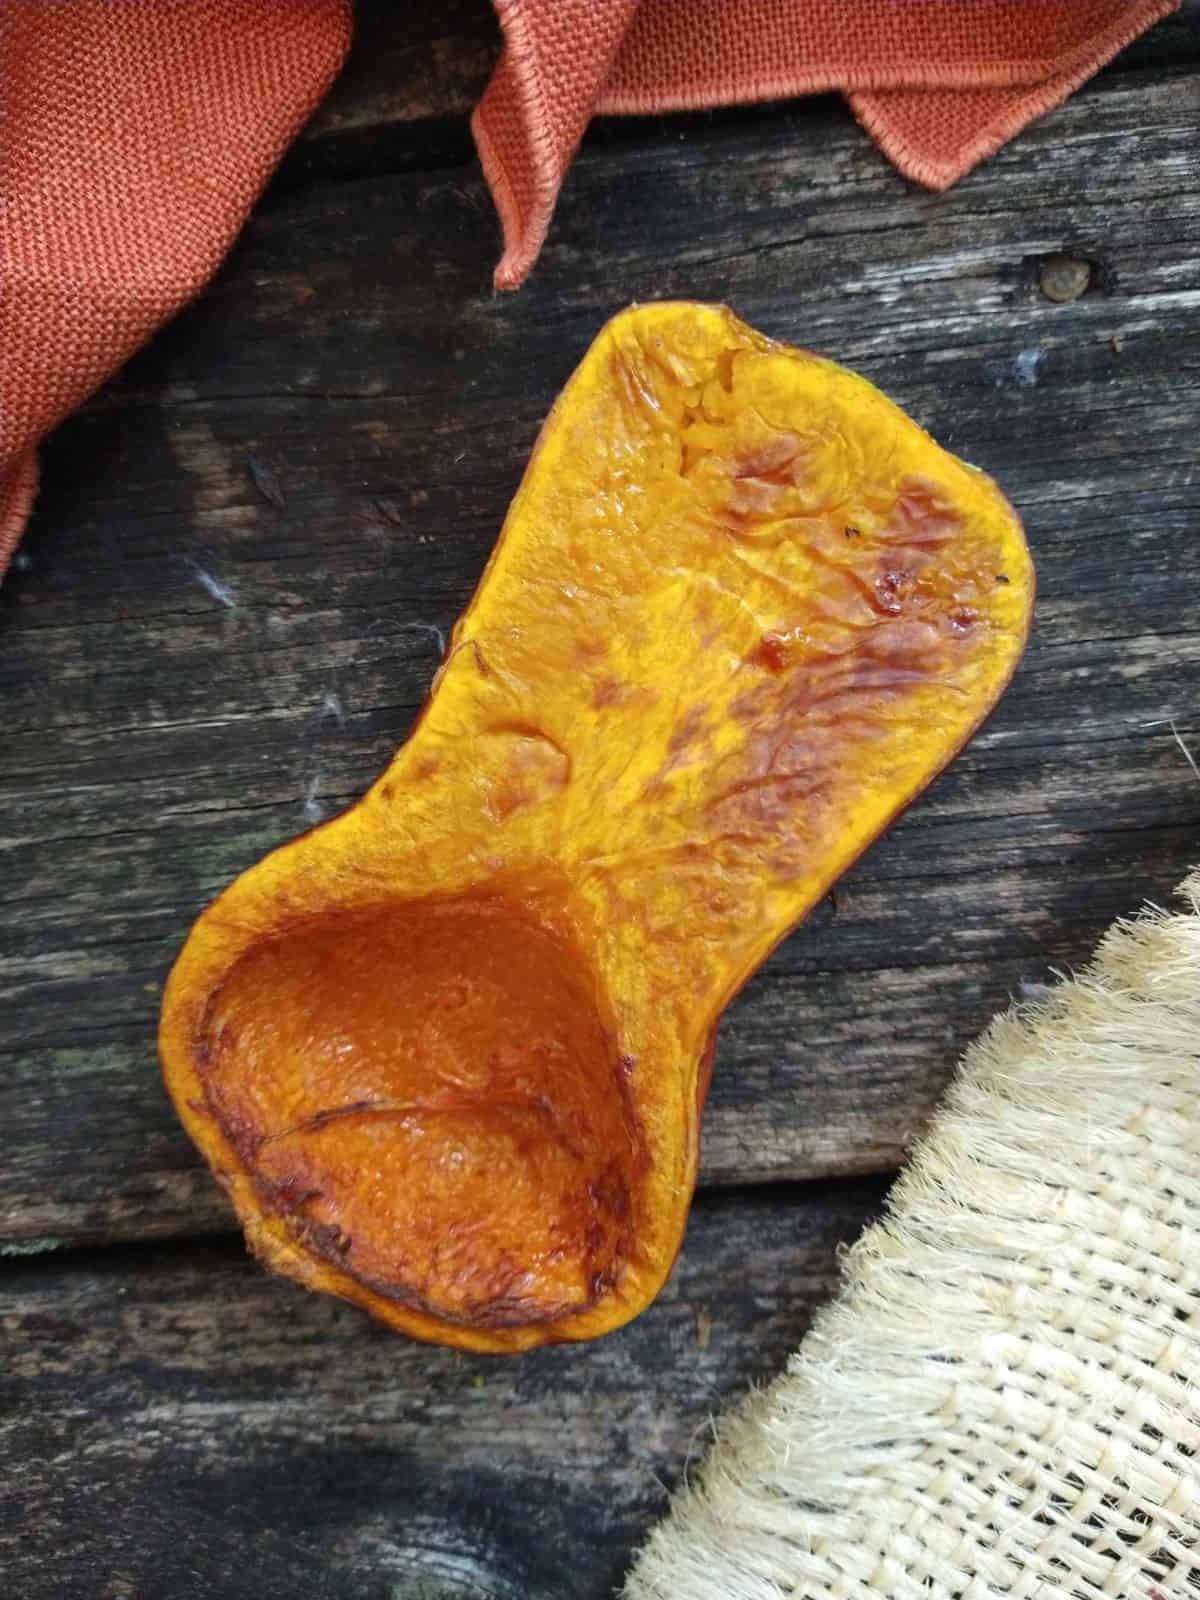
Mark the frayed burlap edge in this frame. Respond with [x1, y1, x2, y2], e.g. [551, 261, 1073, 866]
[625, 869, 1200, 1600]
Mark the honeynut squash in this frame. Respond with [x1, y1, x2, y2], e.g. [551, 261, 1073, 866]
[160, 303, 1034, 1352]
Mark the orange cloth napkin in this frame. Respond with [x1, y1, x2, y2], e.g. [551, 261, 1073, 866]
[0, 0, 1177, 581]
[474, 0, 1179, 288]
[0, 0, 352, 582]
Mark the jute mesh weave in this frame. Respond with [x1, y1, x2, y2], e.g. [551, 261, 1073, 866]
[626, 871, 1200, 1600]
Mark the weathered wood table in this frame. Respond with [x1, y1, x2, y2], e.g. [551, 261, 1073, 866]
[2, 6, 1198, 1595]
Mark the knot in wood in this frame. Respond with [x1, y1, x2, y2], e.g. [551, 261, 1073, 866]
[1039, 254, 1092, 304]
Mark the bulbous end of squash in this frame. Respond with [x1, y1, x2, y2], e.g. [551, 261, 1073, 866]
[200, 897, 641, 1332]
[161, 302, 1034, 1352]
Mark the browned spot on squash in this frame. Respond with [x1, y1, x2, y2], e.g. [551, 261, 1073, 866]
[574, 635, 607, 666]
[752, 631, 792, 672]
[483, 726, 571, 822]
[706, 477, 987, 879]
[642, 704, 716, 798]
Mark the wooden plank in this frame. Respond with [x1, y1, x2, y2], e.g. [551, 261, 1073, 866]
[284, 0, 498, 185]
[305, 0, 497, 134]
[0, 1181, 882, 1599]
[1, 65, 1199, 1247]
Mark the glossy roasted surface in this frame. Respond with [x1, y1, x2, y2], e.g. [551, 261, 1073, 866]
[161, 302, 1031, 1347]
[203, 898, 640, 1327]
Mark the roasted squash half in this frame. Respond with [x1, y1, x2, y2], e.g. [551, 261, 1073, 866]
[160, 303, 1034, 1351]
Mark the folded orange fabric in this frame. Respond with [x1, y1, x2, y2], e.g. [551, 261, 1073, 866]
[0, 0, 1177, 581]
[473, 0, 1179, 288]
[0, 0, 351, 581]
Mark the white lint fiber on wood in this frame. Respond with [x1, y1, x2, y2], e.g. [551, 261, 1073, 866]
[627, 870, 1200, 1600]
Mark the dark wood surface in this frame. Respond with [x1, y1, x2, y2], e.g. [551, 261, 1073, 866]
[0, 1180, 883, 1599]
[2, 2, 1199, 1594]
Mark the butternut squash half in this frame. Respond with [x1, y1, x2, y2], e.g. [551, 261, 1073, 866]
[160, 303, 1034, 1352]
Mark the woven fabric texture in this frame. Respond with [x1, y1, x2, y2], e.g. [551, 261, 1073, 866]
[625, 870, 1200, 1600]
[0, 0, 350, 582]
[473, 0, 1178, 288]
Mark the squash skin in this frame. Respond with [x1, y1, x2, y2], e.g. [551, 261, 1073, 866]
[160, 302, 1034, 1352]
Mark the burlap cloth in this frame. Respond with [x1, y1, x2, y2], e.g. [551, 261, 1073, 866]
[626, 871, 1200, 1600]
[0, 1, 1178, 583]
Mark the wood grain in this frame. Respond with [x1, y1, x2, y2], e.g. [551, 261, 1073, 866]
[0, 1181, 883, 1599]
[1, 39, 1198, 1247]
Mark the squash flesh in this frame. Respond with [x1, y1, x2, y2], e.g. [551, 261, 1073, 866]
[160, 302, 1034, 1351]
[203, 898, 638, 1327]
